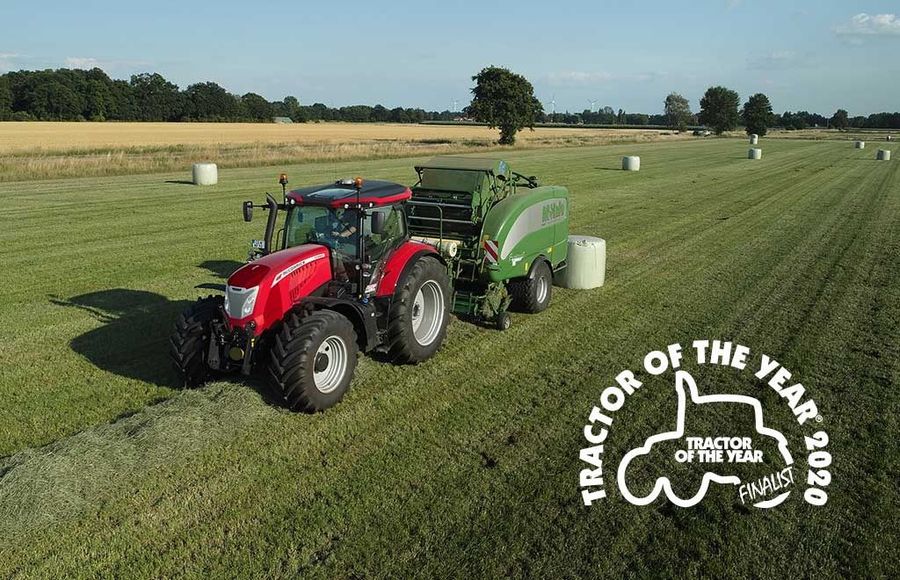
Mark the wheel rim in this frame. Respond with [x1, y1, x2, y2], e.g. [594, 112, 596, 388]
[411, 280, 445, 346]
[313, 335, 348, 394]
[536, 274, 549, 304]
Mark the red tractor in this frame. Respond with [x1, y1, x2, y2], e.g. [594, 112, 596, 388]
[170, 176, 450, 411]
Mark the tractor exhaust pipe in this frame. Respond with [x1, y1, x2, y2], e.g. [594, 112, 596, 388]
[264, 193, 279, 254]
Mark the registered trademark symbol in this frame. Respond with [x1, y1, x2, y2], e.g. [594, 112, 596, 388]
[816, 415, 823, 423]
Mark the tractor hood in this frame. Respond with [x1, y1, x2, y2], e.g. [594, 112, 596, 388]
[225, 244, 333, 332]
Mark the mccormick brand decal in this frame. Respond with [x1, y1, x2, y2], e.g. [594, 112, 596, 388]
[579, 340, 832, 509]
[271, 253, 327, 288]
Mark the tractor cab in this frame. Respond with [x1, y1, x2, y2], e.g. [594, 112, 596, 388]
[244, 177, 411, 299]
[282, 179, 410, 288]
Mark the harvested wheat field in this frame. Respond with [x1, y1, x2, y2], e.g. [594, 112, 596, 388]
[0, 122, 685, 181]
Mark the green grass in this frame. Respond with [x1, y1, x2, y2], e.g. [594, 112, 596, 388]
[0, 139, 897, 577]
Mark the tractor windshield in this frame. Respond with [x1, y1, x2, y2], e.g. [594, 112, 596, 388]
[283, 205, 407, 262]
[284, 206, 360, 257]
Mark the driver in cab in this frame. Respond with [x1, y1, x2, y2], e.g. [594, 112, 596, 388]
[330, 208, 359, 255]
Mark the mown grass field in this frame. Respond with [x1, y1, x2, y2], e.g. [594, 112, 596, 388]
[0, 138, 897, 577]
[0, 122, 682, 182]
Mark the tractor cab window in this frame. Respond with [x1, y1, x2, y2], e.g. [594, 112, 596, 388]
[284, 206, 360, 258]
[365, 205, 406, 262]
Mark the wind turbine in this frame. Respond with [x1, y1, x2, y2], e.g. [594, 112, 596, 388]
[452, 99, 459, 112]
[549, 95, 557, 117]
[589, 99, 597, 113]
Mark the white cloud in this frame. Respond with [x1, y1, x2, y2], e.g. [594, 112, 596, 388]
[747, 50, 806, 70]
[835, 13, 900, 36]
[0, 52, 22, 72]
[546, 71, 614, 85]
[545, 70, 662, 87]
[65, 56, 101, 68]
[65, 56, 151, 71]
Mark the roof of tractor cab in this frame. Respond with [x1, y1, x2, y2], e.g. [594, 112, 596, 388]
[287, 179, 411, 208]
[416, 156, 509, 175]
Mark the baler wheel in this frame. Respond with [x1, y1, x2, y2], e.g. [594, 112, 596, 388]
[494, 311, 511, 331]
[509, 260, 552, 313]
[268, 309, 358, 412]
[387, 256, 451, 363]
[169, 295, 223, 387]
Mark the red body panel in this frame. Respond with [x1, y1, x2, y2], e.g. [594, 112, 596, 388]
[226, 244, 332, 333]
[375, 240, 439, 297]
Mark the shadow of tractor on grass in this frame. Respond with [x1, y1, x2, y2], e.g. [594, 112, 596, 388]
[51, 288, 191, 387]
[48, 260, 281, 402]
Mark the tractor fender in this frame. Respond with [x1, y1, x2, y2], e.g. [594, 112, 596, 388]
[301, 297, 380, 352]
[375, 241, 443, 298]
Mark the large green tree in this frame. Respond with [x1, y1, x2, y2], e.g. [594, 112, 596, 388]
[241, 92, 272, 121]
[664, 92, 692, 131]
[130, 73, 183, 121]
[830, 109, 849, 131]
[466, 66, 542, 144]
[698, 86, 740, 135]
[742, 93, 774, 136]
[185, 82, 240, 120]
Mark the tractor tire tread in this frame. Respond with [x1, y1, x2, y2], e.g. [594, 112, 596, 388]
[386, 256, 451, 364]
[268, 309, 358, 412]
[169, 295, 223, 387]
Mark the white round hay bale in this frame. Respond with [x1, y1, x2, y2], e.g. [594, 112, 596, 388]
[854, 141, 865, 149]
[192, 163, 218, 186]
[749, 134, 759, 145]
[748, 148, 762, 160]
[556, 235, 606, 289]
[887, 136, 894, 142]
[877, 149, 891, 161]
[622, 156, 641, 171]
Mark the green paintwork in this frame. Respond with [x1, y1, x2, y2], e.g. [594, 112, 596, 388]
[408, 155, 569, 319]
[481, 185, 570, 282]
[413, 156, 512, 224]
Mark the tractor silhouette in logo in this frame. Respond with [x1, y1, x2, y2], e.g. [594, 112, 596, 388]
[617, 370, 794, 508]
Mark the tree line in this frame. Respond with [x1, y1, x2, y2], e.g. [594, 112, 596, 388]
[1, 67, 898, 134]
[0, 68, 457, 123]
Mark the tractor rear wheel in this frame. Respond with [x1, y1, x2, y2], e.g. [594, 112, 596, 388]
[169, 295, 223, 387]
[387, 256, 450, 363]
[269, 309, 358, 412]
[509, 260, 552, 313]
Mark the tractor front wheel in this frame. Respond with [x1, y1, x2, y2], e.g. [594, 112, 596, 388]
[269, 309, 359, 412]
[387, 256, 451, 363]
[169, 295, 223, 387]
[509, 260, 552, 313]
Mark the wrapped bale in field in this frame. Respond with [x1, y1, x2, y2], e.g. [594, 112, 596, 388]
[749, 134, 759, 145]
[854, 141, 865, 150]
[622, 156, 641, 171]
[193, 163, 218, 186]
[556, 236, 606, 289]
[877, 149, 892, 161]
[748, 148, 762, 160]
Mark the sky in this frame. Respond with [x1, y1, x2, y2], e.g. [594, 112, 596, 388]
[1, 0, 899, 116]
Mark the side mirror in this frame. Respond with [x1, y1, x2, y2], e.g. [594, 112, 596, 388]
[496, 174, 507, 182]
[242, 201, 253, 222]
[371, 211, 387, 235]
